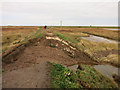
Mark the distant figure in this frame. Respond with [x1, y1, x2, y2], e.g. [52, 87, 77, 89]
[44, 25, 47, 29]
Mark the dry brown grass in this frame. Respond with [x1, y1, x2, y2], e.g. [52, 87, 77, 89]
[52, 27, 119, 41]
[52, 27, 119, 67]
[2, 26, 40, 52]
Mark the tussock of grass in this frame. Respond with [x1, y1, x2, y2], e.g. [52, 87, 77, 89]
[98, 54, 119, 67]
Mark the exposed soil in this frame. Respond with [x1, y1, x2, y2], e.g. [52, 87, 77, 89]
[3, 62, 51, 88]
[2, 32, 98, 88]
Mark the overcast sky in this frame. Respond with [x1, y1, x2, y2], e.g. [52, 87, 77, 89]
[0, 0, 119, 26]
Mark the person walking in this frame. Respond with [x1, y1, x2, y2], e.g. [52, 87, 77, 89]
[44, 25, 47, 29]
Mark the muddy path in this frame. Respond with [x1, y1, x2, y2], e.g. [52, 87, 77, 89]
[3, 62, 51, 88]
[2, 32, 98, 88]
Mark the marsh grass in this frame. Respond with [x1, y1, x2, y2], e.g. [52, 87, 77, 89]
[53, 30, 118, 66]
[98, 54, 119, 67]
[2, 27, 37, 51]
[67, 32, 90, 37]
[2, 27, 45, 52]
[78, 39, 119, 66]
[52, 27, 119, 41]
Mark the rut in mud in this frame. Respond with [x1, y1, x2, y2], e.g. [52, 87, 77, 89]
[2, 33, 98, 88]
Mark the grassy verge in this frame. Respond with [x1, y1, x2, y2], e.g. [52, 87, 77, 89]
[56, 33, 79, 44]
[49, 62, 118, 88]
[54, 31, 80, 49]
[49, 62, 80, 88]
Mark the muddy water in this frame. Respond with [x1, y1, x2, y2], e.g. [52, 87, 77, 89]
[80, 35, 119, 44]
[94, 65, 120, 79]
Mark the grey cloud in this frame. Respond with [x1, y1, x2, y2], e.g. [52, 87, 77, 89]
[1, 2, 118, 26]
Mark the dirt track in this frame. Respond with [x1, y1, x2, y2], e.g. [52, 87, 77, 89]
[3, 62, 50, 88]
[2, 32, 98, 88]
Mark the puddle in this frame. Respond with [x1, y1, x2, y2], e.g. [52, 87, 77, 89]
[80, 35, 119, 44]
[68, 64, 120, 79]
[104, 28, 120, 31]
[94, 65, 120, 79]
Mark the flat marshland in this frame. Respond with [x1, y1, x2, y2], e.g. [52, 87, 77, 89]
[52, 27, 119, 41]
[2, 26, 42, 52]
[52, 27, 119, 67]
[2, 26, 120, 88]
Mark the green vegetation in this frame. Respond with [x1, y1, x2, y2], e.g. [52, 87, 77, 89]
[49, 62, 79, 88]
[21, 28, 44, 42]
[55, 33, 81, 51]
[55, 32, 80, 45]
[35, 33, 44, 39]
[18, 28, 45, 47]
[49, 62, 118, 88]
[77, 64, 118, 88]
